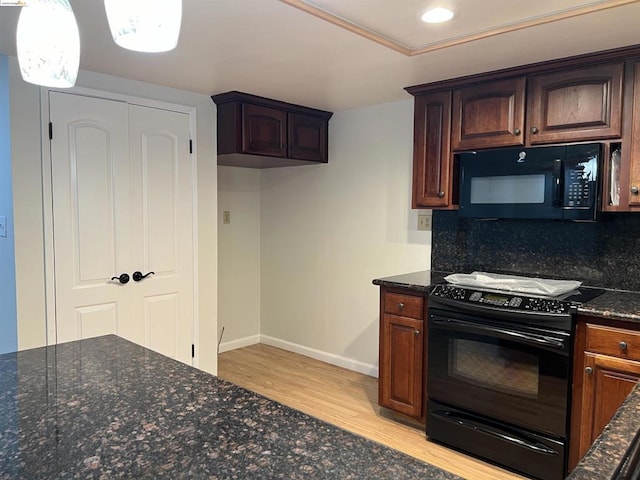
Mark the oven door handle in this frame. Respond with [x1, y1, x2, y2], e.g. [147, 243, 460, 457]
[431, 410, 559, 455]
[430, 316, 568, 352]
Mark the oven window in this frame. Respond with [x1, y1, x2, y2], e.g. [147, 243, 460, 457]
[470, 174, 545, 204]
[449, 339, 539, 397]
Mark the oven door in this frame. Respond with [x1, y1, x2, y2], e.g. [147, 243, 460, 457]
[427, 307, 571, 437]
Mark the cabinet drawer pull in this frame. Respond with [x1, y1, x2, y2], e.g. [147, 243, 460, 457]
[631, 186, 639, 195]
[620, 341, 628, 352]
[585, 366, 593, 375]
[531, 127, 539, 134]
[398, 302, 404, 310]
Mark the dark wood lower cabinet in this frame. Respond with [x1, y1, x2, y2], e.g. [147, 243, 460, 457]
[378, 288, 426, 421]
[569, 317, 640, 471]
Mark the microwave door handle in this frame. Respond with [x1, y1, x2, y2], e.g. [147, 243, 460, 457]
[552, 158, 563, 207]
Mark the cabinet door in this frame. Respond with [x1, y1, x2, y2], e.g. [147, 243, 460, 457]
[379, 314, 424, 419]
[242, 104, 287, 157]
[287, 112, 327, 162]
[577, 352, 640, 461]
[527, 63, 623, 145]
[451, 77, 526, 150]
[412, 91, 452, 208]
[629, 61, 640, 206]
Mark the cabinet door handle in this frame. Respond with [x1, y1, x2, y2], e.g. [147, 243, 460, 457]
[437, 191, 445, 198]
[585, 366, 593, 375]
[531, 127, 539, 134]
[398, 303, 404, 310]
[620, 341, 628, 352]
[414, 330, 420, 336]
[631, 186, 639, 195]
[514, 128, 521, 136]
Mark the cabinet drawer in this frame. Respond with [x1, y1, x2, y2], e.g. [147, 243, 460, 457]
[586, 324, 640, 360]
[383, 293, 424, 319]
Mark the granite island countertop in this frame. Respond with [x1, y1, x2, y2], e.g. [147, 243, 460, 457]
[0, 335, 461, 480]
[567, 384, 640, 479]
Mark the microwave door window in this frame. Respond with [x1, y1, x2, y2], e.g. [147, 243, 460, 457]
[470, 174, 546, 204]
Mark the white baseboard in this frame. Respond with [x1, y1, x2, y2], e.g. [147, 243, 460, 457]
[260, 334, 378, 378]
[218, 333, 379, 378]
[218, 334, 260, 353]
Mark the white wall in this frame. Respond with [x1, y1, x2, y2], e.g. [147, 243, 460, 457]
[216, 99, 431, 375]
[259, 99, 430, 375]
[217, 166, 261, 351]
[9, 59, 219, 374]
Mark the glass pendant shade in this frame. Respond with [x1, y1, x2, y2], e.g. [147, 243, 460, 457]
[16, 0, 80, 88]
[104, 0, 182, 53]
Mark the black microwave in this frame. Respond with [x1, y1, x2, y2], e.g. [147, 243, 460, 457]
[458, 143, 601, 220]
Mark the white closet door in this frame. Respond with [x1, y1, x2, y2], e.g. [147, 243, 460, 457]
[50, 92, 133, 343]
[50, 93, 195, 364]
[128, 105, 194, 364]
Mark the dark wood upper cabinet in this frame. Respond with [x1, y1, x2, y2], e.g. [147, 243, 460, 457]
[287, 112, 327, 162]
[242, 104, 287, 157]
[412, 91, 453, 208]
[527, 63, 624, 145]
[628, 61, 640, 206]
[212, 91, 332, 168]
[452, 77, 526, 150]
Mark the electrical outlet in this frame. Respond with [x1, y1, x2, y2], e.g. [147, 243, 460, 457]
[417, 214, 432, 231]
[223, 211, 231, 224]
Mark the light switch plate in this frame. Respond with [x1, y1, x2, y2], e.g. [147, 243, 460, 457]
[0, 216, 6, 237]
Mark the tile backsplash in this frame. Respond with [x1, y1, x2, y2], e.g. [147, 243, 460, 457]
[432, 210, 640, 291]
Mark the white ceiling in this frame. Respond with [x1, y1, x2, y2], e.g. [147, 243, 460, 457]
[1, 0, 640, 112]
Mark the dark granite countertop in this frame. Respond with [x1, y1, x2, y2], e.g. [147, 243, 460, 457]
[576, 289, 640, 323]
[567, 384, 640, 479]
[0, 335, 461, 480]
[373, 270, 640, 325]
[372, 270, 450, 293]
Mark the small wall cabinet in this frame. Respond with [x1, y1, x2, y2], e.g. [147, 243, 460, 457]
[569, 316, 640, 471]
[212, 91, 332, 168]
[378, 288, 427, 421]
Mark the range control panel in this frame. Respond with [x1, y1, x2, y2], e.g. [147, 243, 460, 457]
[429, 284, 572, 315]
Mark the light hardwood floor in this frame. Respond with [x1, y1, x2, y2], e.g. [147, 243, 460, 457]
[218, 344, 527, 480]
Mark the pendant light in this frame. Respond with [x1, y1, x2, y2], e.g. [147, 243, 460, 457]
[104, 0, 182, 53]
[16, 0, 80, 88]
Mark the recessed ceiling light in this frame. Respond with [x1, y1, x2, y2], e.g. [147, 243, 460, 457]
[421, 7, 454, 24]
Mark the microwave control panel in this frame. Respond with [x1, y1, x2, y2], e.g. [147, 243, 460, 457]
[565, 168, 595, 207]
[564, 147, 599, 208]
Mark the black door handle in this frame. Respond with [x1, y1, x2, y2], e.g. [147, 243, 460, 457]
[132, 271, 155, 282]
[111, 273, 130, 284]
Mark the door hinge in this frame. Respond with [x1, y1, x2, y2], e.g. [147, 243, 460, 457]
[189, 139, 193, 154]
[49, 122, 53, 140]
[191, 344, 195, 358]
